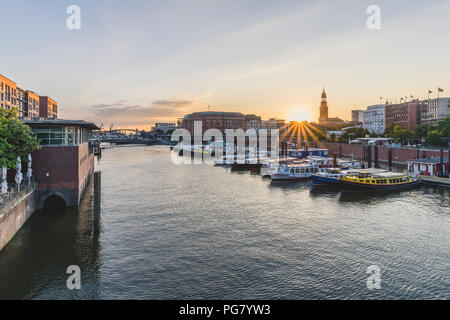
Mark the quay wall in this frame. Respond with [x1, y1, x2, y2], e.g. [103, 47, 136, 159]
[323, 142, 449, 164]
[0, 184, 36, 251]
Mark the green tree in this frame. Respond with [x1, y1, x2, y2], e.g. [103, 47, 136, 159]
[413, 124, 435, 139]
[436, 116, 450, 138]
[329, 133, 336, 142]
[384, 123, 396, 137]
[425, 130, 446, 147]
[391, 125, 413, 144]
[0, 108, 41, 168]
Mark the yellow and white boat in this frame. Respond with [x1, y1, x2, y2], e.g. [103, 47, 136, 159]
[339, 169, 421, 191]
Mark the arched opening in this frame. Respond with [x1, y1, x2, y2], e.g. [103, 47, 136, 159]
[43, 195, 67, 211]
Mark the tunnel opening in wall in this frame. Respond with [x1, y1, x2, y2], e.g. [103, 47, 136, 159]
[43, 195, 67, 211]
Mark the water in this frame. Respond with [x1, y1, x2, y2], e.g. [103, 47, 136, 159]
[0, 145, 449, 299]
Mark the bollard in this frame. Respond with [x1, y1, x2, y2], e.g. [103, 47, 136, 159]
[93, 171, 101, 236]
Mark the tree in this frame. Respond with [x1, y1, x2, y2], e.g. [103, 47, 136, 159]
[413, 124, 435, 139]
[437, 116, 450, 138]
[329, 133, 336, 142]
[425, 130, 446, 147]
[391, 125, 413, 144]
[384, 123, 396, 137]
[0, 108, 41, 169]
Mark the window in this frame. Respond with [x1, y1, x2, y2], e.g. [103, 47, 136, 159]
[33, 126, 85, 146]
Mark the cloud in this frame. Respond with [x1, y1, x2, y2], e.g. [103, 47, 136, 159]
[91, 100, 128, 109]
[91, 98, 193, 118]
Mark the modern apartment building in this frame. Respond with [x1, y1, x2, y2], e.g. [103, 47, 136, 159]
[421, 97, 450, 125]
[0, 74, 18, 111]
[17, 87, 28, 117]
[27, 91, 40, 118]
[39, 96, 58, 119]
[363, 104, 385, 135]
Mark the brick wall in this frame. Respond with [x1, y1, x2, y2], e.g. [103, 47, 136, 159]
[32, 142, 94, 208]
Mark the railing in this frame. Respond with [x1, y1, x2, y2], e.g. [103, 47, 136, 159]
[0, 179, 35, 209]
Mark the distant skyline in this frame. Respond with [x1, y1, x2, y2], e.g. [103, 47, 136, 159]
[1, 0, 449, 129]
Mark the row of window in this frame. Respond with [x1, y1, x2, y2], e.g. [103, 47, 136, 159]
[32, 127, 91, 146]
[357, 178, 409, 184]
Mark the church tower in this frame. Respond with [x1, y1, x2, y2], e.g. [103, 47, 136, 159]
[319, 88, 328, 124]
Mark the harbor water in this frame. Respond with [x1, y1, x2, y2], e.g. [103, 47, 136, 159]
[0, 145, 449, 299]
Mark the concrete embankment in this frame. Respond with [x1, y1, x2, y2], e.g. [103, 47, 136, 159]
[0, 183, 36, 251]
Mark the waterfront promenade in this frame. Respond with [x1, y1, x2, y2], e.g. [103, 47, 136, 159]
[0, 145, 448, 299]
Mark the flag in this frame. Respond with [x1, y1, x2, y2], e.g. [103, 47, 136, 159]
[438, 87, 444, 92]
[428, 90, 433, 94]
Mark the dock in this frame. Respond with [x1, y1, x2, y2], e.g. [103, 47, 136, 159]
[418, 175, 450, 188]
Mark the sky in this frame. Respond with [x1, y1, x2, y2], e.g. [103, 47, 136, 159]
[1, 0, 449, 130]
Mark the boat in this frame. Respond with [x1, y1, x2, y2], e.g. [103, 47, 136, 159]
[311, 168, 358, 185]
[339, 170, 421, 191]
[271, 163, 319, 180]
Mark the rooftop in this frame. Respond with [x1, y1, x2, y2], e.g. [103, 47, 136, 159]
[407, 157, 449, 164]
[22, 118, 99, 130]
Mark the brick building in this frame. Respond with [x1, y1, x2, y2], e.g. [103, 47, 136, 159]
[23, 119, 99, 208]
[385, 100, 424, 131]
[39, 96, 58, 119]
[0, 74, 17, 111]
[182, 111, 247, 135]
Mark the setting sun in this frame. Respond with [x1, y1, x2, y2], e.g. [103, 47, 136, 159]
[287, 108, 312, 123]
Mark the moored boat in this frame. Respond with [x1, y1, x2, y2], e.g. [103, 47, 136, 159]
[271, 163, 319, 180]
[339, 170, 421, 191]
[312, 168, 357, 185]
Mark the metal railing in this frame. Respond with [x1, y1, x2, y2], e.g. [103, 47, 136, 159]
[0, 179, 35, 209]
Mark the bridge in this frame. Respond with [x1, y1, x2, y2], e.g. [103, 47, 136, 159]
[94, 130, 157, 145]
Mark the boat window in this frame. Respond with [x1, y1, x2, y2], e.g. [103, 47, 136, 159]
[295, 168, 300, 173]
[382, 179, 387, 184]
[290, 168, 294, 173]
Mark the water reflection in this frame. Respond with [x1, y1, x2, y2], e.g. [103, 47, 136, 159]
[0, 179, 100, 299]
[1, 146, 449, 300]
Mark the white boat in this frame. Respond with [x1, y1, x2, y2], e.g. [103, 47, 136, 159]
[271, 163, 319, 180]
